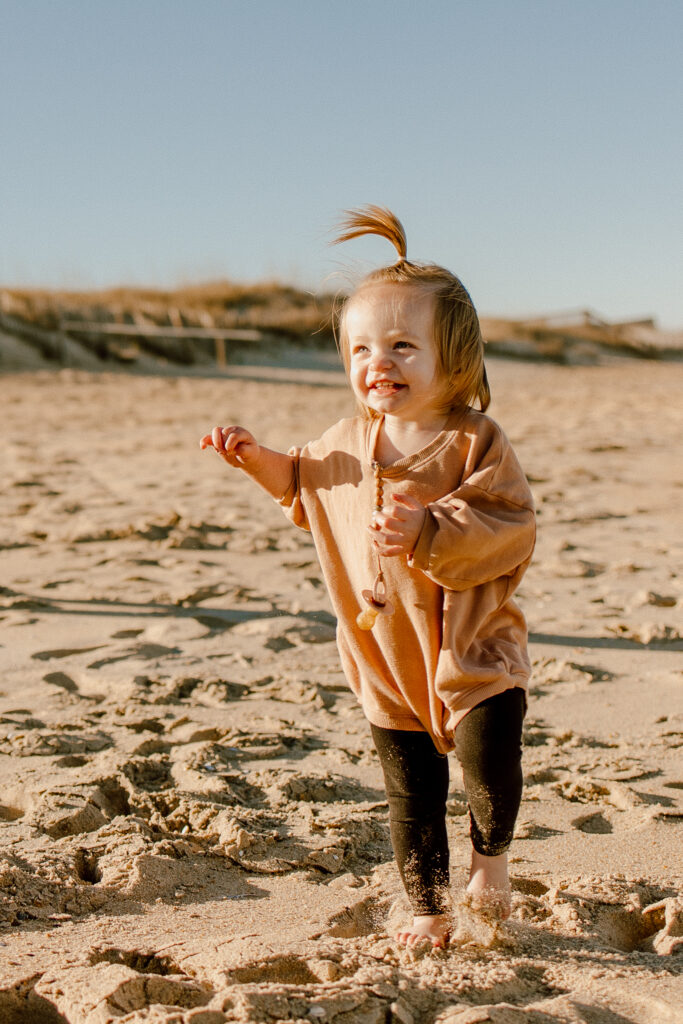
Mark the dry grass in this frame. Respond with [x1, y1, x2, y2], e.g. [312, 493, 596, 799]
[1, 285, 680, 365]
[1, 281, 341, 341]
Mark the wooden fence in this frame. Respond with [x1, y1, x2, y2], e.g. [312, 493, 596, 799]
[58, 319, 266, 365]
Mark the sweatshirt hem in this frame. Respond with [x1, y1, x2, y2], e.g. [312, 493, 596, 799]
[362, 707, 427, 733]
[442, 677, 529, 735]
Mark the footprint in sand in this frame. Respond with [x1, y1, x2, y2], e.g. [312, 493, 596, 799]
[588, 756, 656, 782]
[510, 876, 550, 897]
[277, 772, 377, 804]
[0, 710, 46, 728]
[542, 878, 682, 955]
[219, 953, 323, 985]
[552, 777, 644, 811]
[532, 657, 615, 693]
[34, 961, 212, 1022]
[87, 947, 186, 974]
[32, 645, 106, 661]
[607, 622, 683, 645]
[0, 802, 24, 821]
[319, 894, 391, 938]
[43, 671, 79, 693]
[200, 728, 316, 762]
[1, 729, 112, 757]
[173, 748, 266, 807]
[87, 642, 181, 669]
[28, 777, 131, 839]
[144, 674, 250, 705]
[515, 820, 564, 840]
[54, 754, 91, 768]
[571, 811, 613, 834]
[642, 896, 683, 955]
[121, 756, 174, 793]
[229, 613, 337, 653]
[633, 589, 679, 608]
[257, 678, 337, 710]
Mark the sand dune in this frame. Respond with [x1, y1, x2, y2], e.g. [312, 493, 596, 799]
[0, 357, 681, 1023]
[3, 284, 682, 375]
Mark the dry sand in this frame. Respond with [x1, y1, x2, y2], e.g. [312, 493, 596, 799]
[0, 356, 681, 1024]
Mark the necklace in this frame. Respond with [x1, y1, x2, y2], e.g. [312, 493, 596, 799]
[356, 459, 395, 630]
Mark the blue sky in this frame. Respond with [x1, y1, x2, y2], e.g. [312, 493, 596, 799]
[2, 0, 681, 325]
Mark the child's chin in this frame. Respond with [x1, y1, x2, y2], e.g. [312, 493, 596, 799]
[366, 398, 393, 415]
[367, 390, 405, 410]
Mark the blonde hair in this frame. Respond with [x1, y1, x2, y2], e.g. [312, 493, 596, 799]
[332, 205, 490, 414]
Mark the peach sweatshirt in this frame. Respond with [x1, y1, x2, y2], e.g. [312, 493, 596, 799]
[279, 408, 536, 754]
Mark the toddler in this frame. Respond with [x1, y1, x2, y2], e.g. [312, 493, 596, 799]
[200, 207, 535, 948]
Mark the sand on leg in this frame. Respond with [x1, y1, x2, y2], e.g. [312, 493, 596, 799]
[466, 848, 512, 919]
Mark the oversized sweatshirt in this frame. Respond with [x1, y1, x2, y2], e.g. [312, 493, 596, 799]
[278, 408, 536, 754]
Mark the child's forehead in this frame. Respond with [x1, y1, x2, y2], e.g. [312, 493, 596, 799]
[345, 282, 435, 327]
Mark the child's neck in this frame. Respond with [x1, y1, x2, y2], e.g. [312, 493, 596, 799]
[375, 414, 447, 465]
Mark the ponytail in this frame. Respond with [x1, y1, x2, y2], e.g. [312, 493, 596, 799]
[333, 206, 408, 263]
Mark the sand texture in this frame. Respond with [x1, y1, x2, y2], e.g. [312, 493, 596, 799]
[0, 357, 682, 1024]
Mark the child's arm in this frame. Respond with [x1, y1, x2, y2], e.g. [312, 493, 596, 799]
[407, 431, 536, 591]
[373, 428, 535, 587]
[409, 489, 535, 591]
[199, 425, 294, 501]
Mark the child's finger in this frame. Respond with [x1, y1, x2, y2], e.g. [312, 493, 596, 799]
[212, 426, 225, 452]
[199, 434, 213, 449]
[222, 429, 245, 455]
[380, 512, 410, 530]
[380, 532, 410, 549]
[372, 538, 408, 557]
[391, 493, 423, 511]
[371, 510, 407, 534]
[369, 524, 408, 552]
[384, 503, 423, 526]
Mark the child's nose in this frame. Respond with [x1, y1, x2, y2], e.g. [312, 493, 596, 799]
[369, 348, 392, 370]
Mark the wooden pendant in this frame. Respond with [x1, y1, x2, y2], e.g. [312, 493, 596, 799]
[357, 459, 395, 631]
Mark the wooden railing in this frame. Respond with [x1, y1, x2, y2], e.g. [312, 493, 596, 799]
[58, 319, 266, 365]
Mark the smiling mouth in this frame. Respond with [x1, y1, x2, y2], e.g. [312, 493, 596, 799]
[369, 381, 405, 394]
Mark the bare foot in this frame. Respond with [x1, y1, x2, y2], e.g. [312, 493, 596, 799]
[395, 913, 450, 949]
[465, 850, 512, 920]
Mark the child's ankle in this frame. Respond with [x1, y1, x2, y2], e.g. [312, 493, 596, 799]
[467, 849, 510, 892]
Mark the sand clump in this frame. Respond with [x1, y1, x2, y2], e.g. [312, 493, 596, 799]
[0, 358, 682, 1023]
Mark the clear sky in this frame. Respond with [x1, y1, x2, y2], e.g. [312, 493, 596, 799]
[2, 0, 681, 326]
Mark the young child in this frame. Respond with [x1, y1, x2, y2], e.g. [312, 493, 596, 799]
[200, 207, 535, 949]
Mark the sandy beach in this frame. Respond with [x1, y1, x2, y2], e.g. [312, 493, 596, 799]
[1, 355, 682, 1023]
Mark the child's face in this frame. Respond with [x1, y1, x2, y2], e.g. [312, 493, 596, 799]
[345, 284, 445, 426]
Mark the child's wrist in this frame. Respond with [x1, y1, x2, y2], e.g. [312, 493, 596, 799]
[241, 445, 263, 473]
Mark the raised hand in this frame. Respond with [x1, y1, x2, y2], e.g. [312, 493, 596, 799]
[199, 425, 260, 468]
[200, 425, 294, 501]
[368, 492, 426, 557]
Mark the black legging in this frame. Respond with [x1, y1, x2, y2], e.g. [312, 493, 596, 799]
[371, 687, 525, 916]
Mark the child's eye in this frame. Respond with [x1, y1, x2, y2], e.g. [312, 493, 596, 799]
[394, 341, 412, 350]
[352, 344, 369, 354]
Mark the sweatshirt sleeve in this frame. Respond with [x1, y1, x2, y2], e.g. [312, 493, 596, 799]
[277, 446, 311, 531]
[409, 427, 535, 591]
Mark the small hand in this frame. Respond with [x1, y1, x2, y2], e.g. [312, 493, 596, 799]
[199, 425, 260, 467]
[368, 493, 426, 557]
